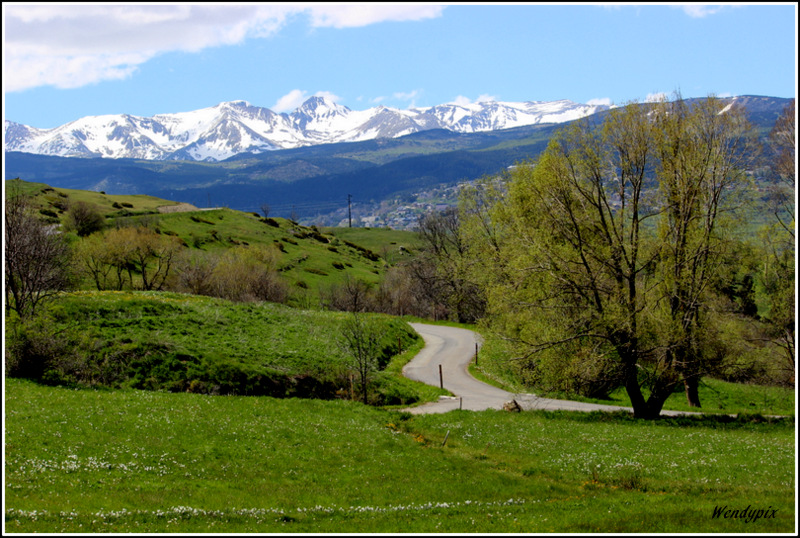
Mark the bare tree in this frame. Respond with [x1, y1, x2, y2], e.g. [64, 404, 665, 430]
[338, 312, 382, 404]
[415, 208, 486, 323]
[322, 274, 374, 312]
[208, 244, 287, 303]
[126, 227, 182, 291]
[260, 203, 271, 218]
[175, 250, 220, 296]
[5, 184, 73, 318]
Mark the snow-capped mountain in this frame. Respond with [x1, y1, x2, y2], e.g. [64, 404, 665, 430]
[5, 97, 608, 162]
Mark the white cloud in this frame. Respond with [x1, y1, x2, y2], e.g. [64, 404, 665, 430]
[675, 5, 726, 18]
[451, 94, 497, 106]
[272, 90, 340, 113]
[587, 97, 612, 106]
[314, 90, 341, 103]
[393, 90, 420, 101]
[273, 90, 309, 113]
[305, 4, 444, 28]
[3, 4, 445, 92]
[370, 90, 424, 109]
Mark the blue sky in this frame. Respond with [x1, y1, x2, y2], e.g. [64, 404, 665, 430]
[3, 3, 797, 128]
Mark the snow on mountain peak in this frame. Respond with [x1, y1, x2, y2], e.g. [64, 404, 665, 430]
[5, 98, 608, 161]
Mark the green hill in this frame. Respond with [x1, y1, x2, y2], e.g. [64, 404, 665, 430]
[5, 290, 440, 405]
[7, 179, 420, 302]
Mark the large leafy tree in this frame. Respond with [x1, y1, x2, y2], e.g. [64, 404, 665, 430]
[465, 95, 756, 419]
[653, 97, 755, 406]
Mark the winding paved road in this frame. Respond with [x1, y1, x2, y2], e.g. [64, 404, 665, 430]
[402, 323, 700, 416]
[402, 323, 508, 413]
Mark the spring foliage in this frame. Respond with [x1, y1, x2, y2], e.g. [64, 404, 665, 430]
[461, 94, 760, 419]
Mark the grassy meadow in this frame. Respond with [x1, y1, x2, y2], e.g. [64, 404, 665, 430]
[6, 178, 187, 216]
[4, 378, 795, 533]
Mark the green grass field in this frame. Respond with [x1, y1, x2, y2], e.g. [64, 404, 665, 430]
[4, 179, 795, 533]
[4, 379, 794, 533]
[322, 226, 422, 265]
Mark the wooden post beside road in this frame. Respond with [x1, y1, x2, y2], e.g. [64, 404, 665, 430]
[439, 364, 443, 389]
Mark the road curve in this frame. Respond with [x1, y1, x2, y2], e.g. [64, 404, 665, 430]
[401, 323, 702, 417]
[401, 323, 512, 414]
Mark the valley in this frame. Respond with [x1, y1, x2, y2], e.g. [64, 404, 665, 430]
[4, 95, 795, 534]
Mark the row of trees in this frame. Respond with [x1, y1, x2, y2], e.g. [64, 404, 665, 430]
[4, 188, 291, 319]
[416, 94, 793, 419]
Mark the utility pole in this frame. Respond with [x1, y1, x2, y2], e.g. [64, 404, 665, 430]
[347, 194, 352, 228]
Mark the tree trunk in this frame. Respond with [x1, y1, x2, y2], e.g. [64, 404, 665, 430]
[623, 362, 650, 419]
[684, 377, 702, 407]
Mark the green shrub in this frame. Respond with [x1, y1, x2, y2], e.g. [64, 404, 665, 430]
[190, 215, 215, 225]
[64, 201, 106, 236]
[39, 208, 58, 218]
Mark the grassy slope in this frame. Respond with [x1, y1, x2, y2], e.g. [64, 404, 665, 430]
[322, 226, 422, 265]
[9, 179, 419, 300]
[4, 379, 794, 533]
[6, 178, 185, 215]
[17, 290, 430, 401]
[152, 209, 390, 291]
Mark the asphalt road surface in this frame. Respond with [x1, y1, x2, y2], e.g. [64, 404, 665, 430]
[402, 323, 702, 417]
[402, 323, 510, 414]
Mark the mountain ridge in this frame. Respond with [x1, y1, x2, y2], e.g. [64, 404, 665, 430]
[4, 97, 608, 162]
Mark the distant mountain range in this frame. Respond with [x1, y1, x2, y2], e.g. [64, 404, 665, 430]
[4, 95, 792, 222]
[4, 97, 608, 161]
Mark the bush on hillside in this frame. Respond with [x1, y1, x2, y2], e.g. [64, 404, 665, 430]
[63, 201, 106, 237]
